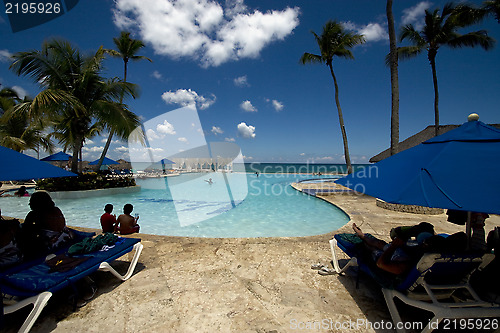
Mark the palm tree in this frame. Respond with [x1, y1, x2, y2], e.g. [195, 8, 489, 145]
[10, 39, 141, 173]
[95, 31, 152, 170]
[300, 21, 365, 174]
[0, 87, 21, 116]
[387, 0, 400, 156]
[398, 3, 495, 136]
[0, 89, 53, 153]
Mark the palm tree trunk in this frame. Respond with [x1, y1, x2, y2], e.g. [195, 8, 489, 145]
[387, 0, 400, 155]
[71, 138, 83, 174]
[429, 51, 440, 137]
[96, 129, 114, 171]
[96, 61, 128, 170]
[328, 63, 352, 174]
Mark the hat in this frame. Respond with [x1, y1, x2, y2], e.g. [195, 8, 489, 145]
[416, 232, 434, 245]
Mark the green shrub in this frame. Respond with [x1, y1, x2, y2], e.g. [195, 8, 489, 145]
[36, 173, 136, 192]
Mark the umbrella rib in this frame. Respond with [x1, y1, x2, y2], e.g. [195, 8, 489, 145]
[421, 168, 462, 209]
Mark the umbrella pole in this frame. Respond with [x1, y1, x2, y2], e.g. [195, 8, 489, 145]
[466, 211, 472, 250]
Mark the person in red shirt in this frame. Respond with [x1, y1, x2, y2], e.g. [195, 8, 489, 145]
[100, 204, 117, 233]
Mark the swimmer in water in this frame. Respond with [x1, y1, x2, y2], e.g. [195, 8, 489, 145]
[205, 178, 213, 185]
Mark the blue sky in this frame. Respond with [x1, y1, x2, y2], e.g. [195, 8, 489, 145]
[1, 0, 499, 164]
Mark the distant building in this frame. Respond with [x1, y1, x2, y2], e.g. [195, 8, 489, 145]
[370, 124, 500, 163]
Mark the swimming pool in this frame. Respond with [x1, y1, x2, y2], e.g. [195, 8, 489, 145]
[0, 173, 349, 238]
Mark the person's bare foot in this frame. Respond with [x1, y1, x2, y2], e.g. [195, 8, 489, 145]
[352, 223, 364, 238]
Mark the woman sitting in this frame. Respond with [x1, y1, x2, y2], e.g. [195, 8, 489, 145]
[21, 191, 73, 257]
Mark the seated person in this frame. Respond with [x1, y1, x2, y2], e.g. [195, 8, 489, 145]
[21, 191, 73, 257]
[389, 222, 435, 241]
[353, 223, 435, 275]
[470, 212, 489, 253]
[116, 203, 140, 235]
[0, 214, 23, 268]
[100, 204, 117, 233]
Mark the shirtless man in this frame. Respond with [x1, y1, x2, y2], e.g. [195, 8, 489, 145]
[117, 204, 140, 235]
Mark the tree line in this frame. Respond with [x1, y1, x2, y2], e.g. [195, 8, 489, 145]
[0, 32, 150, 173]
[301, 0, 499, 173]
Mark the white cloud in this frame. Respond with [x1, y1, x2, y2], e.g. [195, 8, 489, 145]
[178, 137, 188, 143]
[225, 137, 235, 142]
[314, 156, 335, 161]
[234, 75, 249, 87]
[343, 21, 387, 42]
[112, 0, 299, 67]
[157, 120, 176, 135]
[240, 100, 257, 112]
[237, 122, 256, 138]
[82, 146, 104, 153]
[225, 0, 247, 18]
[116, 146, 129, 152]
[0, 49, 12, 62]
[271, 99, 284, 112]
[100, 138, 122, 144]
[402, 1, 432, 30]
[162, 88, 216, 109]
[152, 70, 163, 80]
[146, 128, 161, 141]
[145, 120, 176, 141]
[358, 23, 387, 42]
[211, 126, 223, 135]
[11, 86, 28, 99]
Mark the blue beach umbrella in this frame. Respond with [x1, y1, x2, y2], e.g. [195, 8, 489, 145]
[89, 157, 119, 165]
[40, 151, 75, 161]
[337, 118, 500, 215]
[0, 146, 77, 181]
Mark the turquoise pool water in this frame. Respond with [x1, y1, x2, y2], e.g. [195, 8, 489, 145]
[0, 173, 349, 238]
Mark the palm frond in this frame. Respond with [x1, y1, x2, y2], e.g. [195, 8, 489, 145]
[299, 52, 322, 65]
[396, 46, 423, 61]
[448, 31, 496, 50]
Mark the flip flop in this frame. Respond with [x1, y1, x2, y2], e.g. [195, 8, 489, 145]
[318, 267, 336, 275]
[311, 263, 324, 270]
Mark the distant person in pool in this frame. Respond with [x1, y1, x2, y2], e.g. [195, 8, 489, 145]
[117, 203, 140, 235]
[100, 204, 117, 234]
[205, 178, 213, 185]
[14, 186, 30, 197]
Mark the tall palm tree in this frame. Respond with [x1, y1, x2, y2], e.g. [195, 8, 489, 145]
[387, 0, 400, 156]
[10, 39, 141, 173]
[398, 3, 495, 137]
[95, 31, 151, 170]
[300, 21, 365, 174]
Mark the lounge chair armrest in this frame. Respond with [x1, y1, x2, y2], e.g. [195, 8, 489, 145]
[98, 242, 143, 281]
[330, 238, 358, 274]
[3, 291, 52, 333]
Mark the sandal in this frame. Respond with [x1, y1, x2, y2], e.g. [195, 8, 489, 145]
[318, 267, 336, 275]
[311, 263, 324, 270]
